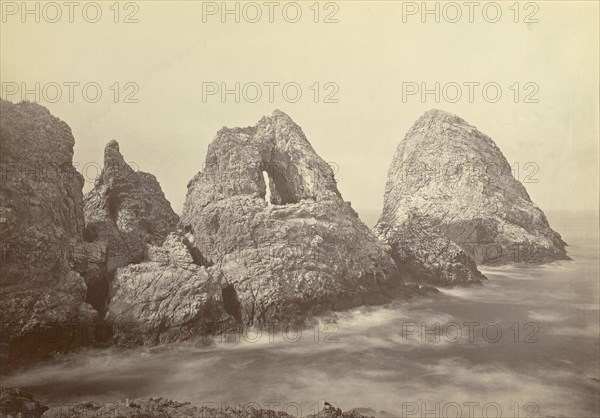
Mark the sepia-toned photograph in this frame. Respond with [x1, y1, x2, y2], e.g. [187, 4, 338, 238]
[0, 1, 598, 417]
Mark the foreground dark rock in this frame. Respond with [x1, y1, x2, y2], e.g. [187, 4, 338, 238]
[82, 140, 179, 315]
[0, 387, 375, 418]
[377, 109, 568, 274]
[0, 100, 97, 365]
[0, 386, 48, 417]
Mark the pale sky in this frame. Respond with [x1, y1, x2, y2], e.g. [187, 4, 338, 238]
[1, 1, 598, 226]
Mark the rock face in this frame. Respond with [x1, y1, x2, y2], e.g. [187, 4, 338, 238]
[106, 233, 233, 345]
[376, 214, 485, 286]
[0, 387, 372, 418]
[0, 386, 48, 418]
[377, 109, 568, 270]
[82, 140, 179, 315]
[0, 100, 97, 364]
[178, 110, 410, 328]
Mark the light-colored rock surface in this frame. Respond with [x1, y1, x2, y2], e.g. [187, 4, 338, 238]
[178, 110, 412, 327]
[377, 109, 568, 268]
[106, 233, 232, 345]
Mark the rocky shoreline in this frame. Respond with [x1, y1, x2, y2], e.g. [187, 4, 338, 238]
[0, 101, 569, 416]
[0, 386, 392, 418]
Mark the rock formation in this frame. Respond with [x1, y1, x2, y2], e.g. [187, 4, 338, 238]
[0, 100, 97, 364]
[171, 110, 415, 329]
[0, 387, 374, 418]
[82, 140, 179, 315]
[377, 109, 568, 271]
[377, 214, 485, 286]
[0, 386, 48, 417]
[106, 233, 232, 345]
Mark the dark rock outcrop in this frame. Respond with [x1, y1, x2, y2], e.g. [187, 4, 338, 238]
[377, 109, 568, 270]
[0, 100, 97, 365]
[0, 386, 48, 418]
[82, 140, 179, 315]
[167, 110, 411, 329]
[1, 387, 375, 418]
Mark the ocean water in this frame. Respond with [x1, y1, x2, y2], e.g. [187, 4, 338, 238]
[5, 212, 599, 417]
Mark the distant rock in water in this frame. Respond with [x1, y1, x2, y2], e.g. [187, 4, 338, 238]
[176, 110, 416, 328]
[0, 100, 97, 363]
[82, 140, 179, 315]
[377, 109, 568, 270]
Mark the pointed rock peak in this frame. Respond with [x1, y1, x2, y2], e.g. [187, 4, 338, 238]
[254, 109, 298, 130]
[419, 109, 467, 125]
[271, 109, 291, 119]
[103, 139, 128, 169]
[102, 140, 135, 179]
[105, 139, 120, 152]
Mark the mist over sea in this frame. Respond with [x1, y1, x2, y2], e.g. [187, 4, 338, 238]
[5, 211, 599, 417]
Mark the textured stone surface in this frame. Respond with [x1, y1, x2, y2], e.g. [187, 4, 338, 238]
[377, 109, 568, 268]
[1, 388, 378, 418]
[0, 386, 48, 418]
[0, 100, 97, 363]
[179, 110, 412, 328]
[376, 214, 485, 286]
[82, 140, 179, 315]
[106, 233, 233, 345]
[39, 397, 372, 418]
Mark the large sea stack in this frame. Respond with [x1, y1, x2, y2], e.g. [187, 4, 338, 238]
[377, 109, 568, 272]
[176, 110, 414, 328]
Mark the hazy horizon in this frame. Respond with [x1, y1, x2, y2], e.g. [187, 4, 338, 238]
[2, 1, 598, 223]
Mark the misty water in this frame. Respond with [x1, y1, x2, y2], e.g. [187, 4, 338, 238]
[5, 212, 599, 417]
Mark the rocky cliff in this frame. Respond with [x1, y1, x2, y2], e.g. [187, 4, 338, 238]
[82, 140, 179, 315]
[166, 110, 415, 329]
[0, 100, 97, 364]
[377, 109, 568, 270]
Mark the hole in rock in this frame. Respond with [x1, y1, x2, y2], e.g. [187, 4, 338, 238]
[262, 171, 272, 205]
[261, 163, 299, 205]
[222, 284, 242, 322]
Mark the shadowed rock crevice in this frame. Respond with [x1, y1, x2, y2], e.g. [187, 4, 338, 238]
[221, 284, 242, 322]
